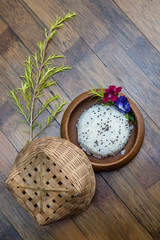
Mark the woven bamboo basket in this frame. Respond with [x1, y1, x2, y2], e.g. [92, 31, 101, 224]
[6, 137, 95, 225]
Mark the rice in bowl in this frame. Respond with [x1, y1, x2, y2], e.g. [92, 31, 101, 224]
[76, 104, 131, 158]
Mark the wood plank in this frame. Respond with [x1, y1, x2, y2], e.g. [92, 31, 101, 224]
[0, 131, 87, 240]
[115, 0, 160, 52]
[0, 0, 40, 53]
[22, 0, 108, 50]
[0, 210, 22, 240]
[82, 0, 160, 90]
[0, 17, 30, 71]
[101, 168, 160, 239]
[0, 0, 78, 54]
[20, 0, 80, 52]
[0, 18, 8, 34]
[128, 148, 160, 189]
[73, 174, 153, 240]
[148, 181, 160, 204]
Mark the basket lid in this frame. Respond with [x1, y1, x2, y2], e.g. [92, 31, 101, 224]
[6, 137, 95, 225]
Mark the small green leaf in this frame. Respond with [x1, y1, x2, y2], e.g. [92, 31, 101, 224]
[50, 20, 54, 32]
[23, 131, 29, 135]
[35, 94, 44, 99]
[44, 28, 48, 38]
[51, 108, 53, 117]
[125, 113, 129, 120]
[47, 116, 50, 123]
[34, 121, 42, 129]
[125, 111, 136, 123]
[19, 120, 29, 125]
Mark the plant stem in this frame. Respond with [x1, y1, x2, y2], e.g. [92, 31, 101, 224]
[29, 35, 49, 141]
[32, 122, 50, 141]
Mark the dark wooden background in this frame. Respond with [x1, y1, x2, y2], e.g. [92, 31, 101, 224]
[0, 0, 160, 239]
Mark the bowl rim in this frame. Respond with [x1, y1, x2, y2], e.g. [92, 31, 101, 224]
[61, 90, 145, 171]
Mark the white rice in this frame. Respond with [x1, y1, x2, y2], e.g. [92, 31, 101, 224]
[76, 104, 131, 158]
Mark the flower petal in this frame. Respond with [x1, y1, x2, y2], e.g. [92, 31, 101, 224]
[115, 96, 130, 114]
[118, 102, 125, 111]
[103, 93, 110, 102]
[109, 85, 116, 91]
[111, 95, 117, 102]
[103, 97, 110, 103]
[104, 89, 110, 93]
[116, 87, 122, 93]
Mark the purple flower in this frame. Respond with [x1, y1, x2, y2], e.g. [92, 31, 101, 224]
[115, 96, 130, 114]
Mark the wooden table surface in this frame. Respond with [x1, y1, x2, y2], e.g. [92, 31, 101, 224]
[0, 0, 160, 239]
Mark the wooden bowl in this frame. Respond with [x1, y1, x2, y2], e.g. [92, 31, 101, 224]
[61, 91, 145, 171]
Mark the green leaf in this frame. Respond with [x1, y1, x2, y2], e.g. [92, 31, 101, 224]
[33, 52, 39, 70]
[51, 108, 53, 117]
[35, 94, 44, 99]
[48, 30, 56, 41]
[23, 131, 29, 135]
[50, 20, 54, 32]
[126, 111, 136, 124]
[47, 116, 50, 123]
[45, 81, 56, 87]
[65, 11, 76, 19]
[19, 120, 29, 125]
[125, 113, 129, 120]
[44, 28, 48, 38]
[34, 121, 42, 129]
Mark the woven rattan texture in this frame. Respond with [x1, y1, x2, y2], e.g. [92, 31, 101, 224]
[6, 137, 95, 225]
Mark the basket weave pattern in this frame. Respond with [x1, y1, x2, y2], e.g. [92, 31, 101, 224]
[6, 137, 95, 225]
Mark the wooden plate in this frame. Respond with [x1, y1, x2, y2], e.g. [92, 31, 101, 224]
[61, 91, 145, 171]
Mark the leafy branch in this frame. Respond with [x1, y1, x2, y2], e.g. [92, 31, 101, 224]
[32, 99, 66, 140]
[9, 11, 76, 142]
[89, 85, 104, 101]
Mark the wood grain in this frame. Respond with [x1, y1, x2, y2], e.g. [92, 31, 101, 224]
[0, 0, 160, 239]
[114, 0, 160, 52]
[74, 174, 153, 240]
[83, 0, 160, 95]
[0, 210, 22, 240]
[148, 181, 160, 204]
[102, 169, 160, 239]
